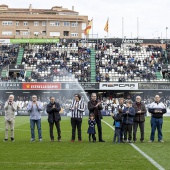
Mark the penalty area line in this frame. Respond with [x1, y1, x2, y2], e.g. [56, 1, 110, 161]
[102, 120, 165, 170]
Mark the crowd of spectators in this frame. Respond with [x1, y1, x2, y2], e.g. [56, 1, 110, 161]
[95, 45, 165, 82]
[21, 44, 91, 82]
[0, 45, 19, 71]
[0, 43, 169, 82]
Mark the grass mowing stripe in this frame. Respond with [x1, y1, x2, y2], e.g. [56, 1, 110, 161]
[102, 120, 165, 170]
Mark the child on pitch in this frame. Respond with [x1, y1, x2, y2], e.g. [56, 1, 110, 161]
[111, 108, 123, 143]
[87, 114, 96, 142]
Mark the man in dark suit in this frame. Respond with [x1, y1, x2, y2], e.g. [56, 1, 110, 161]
[46, 96, 61, 142]
[88, 93, 105, 142]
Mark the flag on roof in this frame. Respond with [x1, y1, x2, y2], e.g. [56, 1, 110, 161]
[84, 19, 93, 35]
[104, 18, 109, 33]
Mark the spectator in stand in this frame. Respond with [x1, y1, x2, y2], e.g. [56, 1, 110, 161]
[105, 73, 110, 82]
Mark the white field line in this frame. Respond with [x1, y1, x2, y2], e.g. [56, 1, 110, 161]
[102, 120, 165, 170]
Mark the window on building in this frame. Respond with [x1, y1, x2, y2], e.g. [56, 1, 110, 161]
[42, 31, 46, 36]
[71, 33, 78, 37]
[82, 23, 86, 30]
[34, 32, 39, 36]
[23, 32, 29, 36]
[34, 21, 39, 26]
[71, 22, 78, 27]
[16, 22, 19, 26]
[23, 22, 28, 26]
[42, 21, 46, 26]
[63, 31, 69, 36]
[2, 31, 13, 35]
[63, 22, 70, 26]
[2, 21, 13, 26]
[50, 32, 60, 36]
[16, 31, 20, 35]
[50, 21, 60, 26]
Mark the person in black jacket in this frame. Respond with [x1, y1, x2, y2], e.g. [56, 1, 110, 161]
[88, 93, 105, 142]
[46, 96, 61, 142]
[132, 96, 147, 142]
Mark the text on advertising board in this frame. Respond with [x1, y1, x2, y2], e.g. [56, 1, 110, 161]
[99, 83, 138, 90]
[22, 83, 61, 90]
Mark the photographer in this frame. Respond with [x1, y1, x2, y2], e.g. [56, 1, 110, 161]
[27, 95, 43, 142]
[46, 96, 61, 142]
[4, 94, 17, 142]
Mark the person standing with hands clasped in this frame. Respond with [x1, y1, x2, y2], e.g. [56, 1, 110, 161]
[70, 94, 85, 142]
[148, 95, 167, 142]
[87, 114, 96, 142]
[88, 93, 105, 142]
[132, 96, 147, 142]
[27, 95, 43, 142]
[123, 100, 135, 143]
[4, 95, 17, 142]
[46, 96, 61, 142]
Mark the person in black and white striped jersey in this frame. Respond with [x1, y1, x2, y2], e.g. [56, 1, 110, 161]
[69, 94, 85, 142]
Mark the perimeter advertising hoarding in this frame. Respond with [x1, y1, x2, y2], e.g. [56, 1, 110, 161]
[22, 83, 61, 90]
[99, 83, 138, 90]
[0, 83, 21, 89]
[139, 83, 170, 90]
[62, 82, 99, 90]
[10, 38, 59, 44]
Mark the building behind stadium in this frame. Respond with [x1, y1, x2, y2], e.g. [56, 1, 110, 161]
[0, 4, 88, 39]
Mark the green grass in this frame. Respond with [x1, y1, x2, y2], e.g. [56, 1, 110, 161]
[0, 116, 170, 170]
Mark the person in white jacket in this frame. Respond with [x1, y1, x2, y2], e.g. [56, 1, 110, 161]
[4, 94, 17, 142]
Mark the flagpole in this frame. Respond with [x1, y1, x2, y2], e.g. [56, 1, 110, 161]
[92, 17, 93, 38]
[108, 18, 109, 38]
[122, 17, 124, 39]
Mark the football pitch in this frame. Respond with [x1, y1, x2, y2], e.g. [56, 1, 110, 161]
[0, 116, 170, 170]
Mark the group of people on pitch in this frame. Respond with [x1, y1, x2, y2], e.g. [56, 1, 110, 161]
[112, 95, 166, 143]
[3, 93, 166, 143]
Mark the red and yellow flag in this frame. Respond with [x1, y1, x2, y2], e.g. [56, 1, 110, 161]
[104, 19, 109, 33]
[84, 19, 93, 35]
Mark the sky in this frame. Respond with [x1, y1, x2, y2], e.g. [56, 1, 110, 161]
[1, 0, 170, 39]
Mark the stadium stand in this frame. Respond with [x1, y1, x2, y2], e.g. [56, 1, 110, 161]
[95, 45, 164, 82]
[21, 44, 91, 82]
[0, 43, 169, 82]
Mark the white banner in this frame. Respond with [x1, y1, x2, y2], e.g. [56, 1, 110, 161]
[99, 83, 138, 90]
[0, 39, 10, 44]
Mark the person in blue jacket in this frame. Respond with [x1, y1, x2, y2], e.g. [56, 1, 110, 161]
[123, 100, 135, 143]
